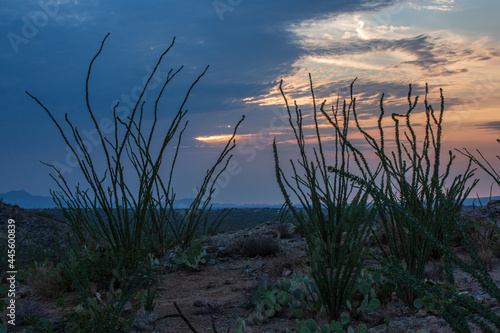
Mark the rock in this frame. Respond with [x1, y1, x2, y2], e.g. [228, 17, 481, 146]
[205, 246, 218, 253]
[486, 200, 500, 217]
[245, 311, 267, 326]
[416, 309, 427, 318]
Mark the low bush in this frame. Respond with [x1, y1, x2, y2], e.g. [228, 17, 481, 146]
[16, 301, 52, 331]
[26, 259, 72, 298]
[233, 236, 280, 257]
[62, 245, 153, 333]
[274, 75, 375, 320]
[265, 251, 306, 277]
[276, 223, 295, 239]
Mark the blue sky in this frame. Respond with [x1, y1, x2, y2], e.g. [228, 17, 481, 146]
[1, 0, 499, 205]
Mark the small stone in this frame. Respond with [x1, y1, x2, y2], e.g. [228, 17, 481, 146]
[416, 309, 427, 318]
[193, 298, 207, 307]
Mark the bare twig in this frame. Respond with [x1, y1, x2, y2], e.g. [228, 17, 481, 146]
[152, 302, 199, 332]
[211, 316, 219, 333]
[174, 302, 200, 333]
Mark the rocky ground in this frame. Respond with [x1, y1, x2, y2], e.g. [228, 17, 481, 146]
[1, 201, 500, 332]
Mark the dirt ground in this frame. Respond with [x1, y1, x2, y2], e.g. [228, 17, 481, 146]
[4, 203, 500, 332]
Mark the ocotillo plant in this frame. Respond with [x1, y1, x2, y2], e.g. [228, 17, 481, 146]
[27, 34, 244, 262]
[273, 74, 375, 320]
[458, 139, 500, 189]
[334, 169, 500, 332]
[327, 81, 477, 304]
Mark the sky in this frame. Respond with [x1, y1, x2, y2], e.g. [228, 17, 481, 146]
[1, 0, 499, 205]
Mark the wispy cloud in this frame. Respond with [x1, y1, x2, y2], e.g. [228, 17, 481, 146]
[409, 0, 456, 11]
[476, 121, 500, 131]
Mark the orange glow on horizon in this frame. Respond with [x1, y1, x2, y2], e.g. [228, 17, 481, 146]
[195, 134, 235, 142]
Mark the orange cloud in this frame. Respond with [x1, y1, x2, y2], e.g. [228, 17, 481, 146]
[195, 134, 235, 142]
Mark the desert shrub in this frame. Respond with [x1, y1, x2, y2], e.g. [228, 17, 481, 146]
[327, 82, 476, 304]
[276, 222, 295, 239]
[424, 261, 445, 282]
[15, 301, 53, 332]
[266, 251, 306, 277]
[62, 240, 151, 292]
[338, 170, 500, 332]
[62, 241, 154, 333]
[460, 218, 499, 269]
[464, 218, 499, 253]
[26, 259, 72, 298]
[233, 236, 280, 257]
[274, 75, 376, 320]
[26, 35, 244, 329]
[64, 305, 131, 333]
[322, 79, 499, 330]
[458, 139, 500, 188]
[26, 33, 244, 266]
[459, 141, 500, 264]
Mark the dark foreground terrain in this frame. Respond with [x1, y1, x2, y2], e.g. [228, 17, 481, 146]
[1, 202, 499, 332]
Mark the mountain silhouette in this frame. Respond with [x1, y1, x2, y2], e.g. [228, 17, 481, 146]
[0, 190, 56, 208]
[0, 190, 282, 209]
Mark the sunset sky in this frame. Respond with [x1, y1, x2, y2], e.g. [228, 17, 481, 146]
[1, 0, 499, 205]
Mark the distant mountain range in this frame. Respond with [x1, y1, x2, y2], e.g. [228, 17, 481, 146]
[1, 190, 498, 210]
[0, 190, 282, 209]
[0, 190, 56, 209]
[462, 196, 500, 208]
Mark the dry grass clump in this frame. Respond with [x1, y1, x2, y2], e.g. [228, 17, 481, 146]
[230, 235, 280, 257]
[424, 261, 445, 282]
[14, 300, 50, 330]
[461, 218, 499, 249]
[477, 249, 496, 270]
[26, 260, 72, 298]
[276, 223, 295, 239]
[460, 217, 499, 269]
[265, 251, 307, 277]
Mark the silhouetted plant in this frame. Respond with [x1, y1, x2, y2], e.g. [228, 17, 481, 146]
[332, 167, 500, 332]
[327, 81, 477, 304]
[234, 236, 280, 257]
[458, 139, 500, 188]
[62, 240, 151, 332]
[26, 259, 72, 298]
[277, 203, 292, 223]
[26, 33, 244, 263]
[273, 75, 375, 320]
